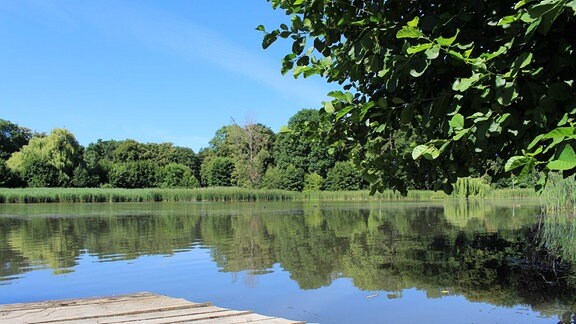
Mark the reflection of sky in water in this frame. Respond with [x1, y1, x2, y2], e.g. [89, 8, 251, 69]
[0, 249, 554, 323]
[0, 201, 569, 323]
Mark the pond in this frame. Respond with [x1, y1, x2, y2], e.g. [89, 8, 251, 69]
[0, 200, 575, 323]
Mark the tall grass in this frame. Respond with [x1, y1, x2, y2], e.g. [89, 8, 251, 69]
[485, 188, 537, 199]
[0, 187, 299, 204]
[302, 189, 448, 201]
[541, 173, 576, 214]
[0, 187, 537, 204]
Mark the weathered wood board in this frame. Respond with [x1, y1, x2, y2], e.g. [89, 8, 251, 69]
[0, 292, 304, 324]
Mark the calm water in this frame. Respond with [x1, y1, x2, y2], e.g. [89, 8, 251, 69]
[1, 200, 575, 323]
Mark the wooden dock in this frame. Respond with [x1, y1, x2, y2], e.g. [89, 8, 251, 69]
[0, 292, 304, 324]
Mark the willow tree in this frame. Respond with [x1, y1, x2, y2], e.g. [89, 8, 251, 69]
[7, 128, 82, 187]
[260, 0, 576, 193]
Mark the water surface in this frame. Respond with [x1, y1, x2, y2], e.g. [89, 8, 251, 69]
[1, 200, 574, 323]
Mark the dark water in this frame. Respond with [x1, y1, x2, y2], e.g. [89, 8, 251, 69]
[1, 200, 575, 323]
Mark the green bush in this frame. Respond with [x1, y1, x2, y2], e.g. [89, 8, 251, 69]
[324, 161, 364, 191]
[201, 157, 235, 187]
[109, 160, 160, 188]
[303, 172, 323, 192]
[160, 163, 199, 188]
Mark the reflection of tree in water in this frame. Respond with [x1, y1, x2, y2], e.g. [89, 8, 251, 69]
[203, 214, 275, 287]
[2, 201, 576, 319]
[0, 218, 29, 282]
[536, 213, 576, 321]
[540, 213, 576, 269]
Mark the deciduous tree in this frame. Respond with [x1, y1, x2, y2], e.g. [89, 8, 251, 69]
[274, 109, 335, 177]
[0, 119, 33, 160]
[261, 0, 576, 193]
[7, 128, 82, 187]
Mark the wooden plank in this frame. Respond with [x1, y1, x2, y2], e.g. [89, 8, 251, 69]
[193, 313, 306, 324]
[103, 310, 253, 324]
[0, 292, 159, 312]
[0, 293, 304, 324]
[52, 305, 242, 324]
[0, 297, 206, 323]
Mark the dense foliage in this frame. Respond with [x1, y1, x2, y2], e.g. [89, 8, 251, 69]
[0, 113, 527, 192]
[0, 119, 33, 160]
[6, 129, 82, 187]
[260, 0, 576, 194]
[0, 117, 356, 190]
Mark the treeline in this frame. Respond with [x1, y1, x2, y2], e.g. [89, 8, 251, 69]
[0, 110, 366, 191]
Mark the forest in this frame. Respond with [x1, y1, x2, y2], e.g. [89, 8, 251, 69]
[0, 111, 532, 194]
[0, 112, 365, 192]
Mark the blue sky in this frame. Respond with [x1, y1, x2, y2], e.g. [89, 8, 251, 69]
[0, 0, 335, 152]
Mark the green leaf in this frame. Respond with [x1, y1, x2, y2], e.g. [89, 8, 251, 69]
[540, 127, 576, 153]
[518, 158, 536, 180]
[505, 156, 529, 172]
[262, 32, 279, 49]
[407, 42, 433, 54]
[538, 1, 564, 35]
[327, 91, 346, 100]
[377, 97, 387, 108]
[412, 144, 442, 160]
[407, 16, 419, 27]
[527, 134, 544, 150]
[496, 82, 519, 106]
[452, 73, 480, 92]
[449, 114, 465, 130]
[256, 25, 265, 32]
[479, 45, 508, 61]
[400, 106, 413, 123]
[336, 105, 354, 120]
[324, 101, 335, 113]
[495, 76, 506, 88]
[548, 145, 576, 170]
[292, 37, 306, 55]
[558, 113, 570, 126]
[498, 15, 518, 25]
[542, 127, 576, 140]
[436, 30, 459, 46]
[515, 0, 528, 10]
[518, 52, 533, 69]
[396, 27, 424, 39]
[453, 129, 470, 141]
[497, 113, 511, 124]
[425, 45, 440, 59]
[409, 58, 428, 78]
[293, 0, 305, 5]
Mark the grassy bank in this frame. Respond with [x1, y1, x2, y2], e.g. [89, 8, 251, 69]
[0, 187, 538, 204]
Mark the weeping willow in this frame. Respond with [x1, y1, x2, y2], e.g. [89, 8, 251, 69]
[452, 177, 491, 198]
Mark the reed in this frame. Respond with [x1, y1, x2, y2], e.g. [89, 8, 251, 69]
[484, 188, 537, 199]
[0, 187, 299, 203]
[0, 187, 538, 204]
[541, 173, 576, 215]
[301, 190, 448, 201]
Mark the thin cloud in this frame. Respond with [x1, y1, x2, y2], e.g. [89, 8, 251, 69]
[70, 1, 332, 106]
